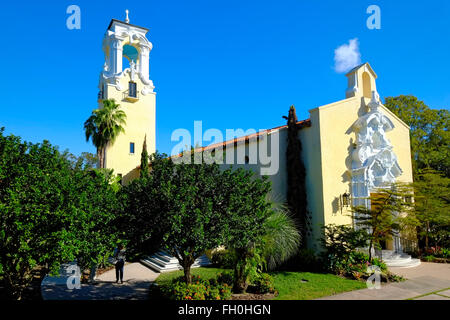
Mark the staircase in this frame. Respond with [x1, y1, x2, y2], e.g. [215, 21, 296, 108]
[381, 250, 421, 268]
[140, 250, 211, 273]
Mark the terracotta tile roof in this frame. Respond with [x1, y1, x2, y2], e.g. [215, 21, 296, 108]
[137, 119, 311, 168]
[169, 118, 311, 160]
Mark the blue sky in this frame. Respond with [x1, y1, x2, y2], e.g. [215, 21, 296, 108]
[0, 0, 449, 156]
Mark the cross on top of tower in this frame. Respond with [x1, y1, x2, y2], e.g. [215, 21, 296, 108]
[125, 9, 130, 24]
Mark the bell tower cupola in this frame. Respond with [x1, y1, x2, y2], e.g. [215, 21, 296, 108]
[345, 62, 378, 100]
[100, 11, 155, 95]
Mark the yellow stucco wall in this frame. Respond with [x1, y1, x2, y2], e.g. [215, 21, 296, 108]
[216, 70, 413, 250]
[315, 97, 361, 228]
[312, 64, 413, 247]
[224, 63, 414, 250]
[102, 72, 156, 185]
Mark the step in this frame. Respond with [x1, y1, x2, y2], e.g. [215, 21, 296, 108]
[146, 256, 179, 269]
[140, 253, 211, 273]
[140, 259, 182, 273]
[385, 258, 421, 268]
[384, 256, 412, 265]
[154, 252, 178, 264]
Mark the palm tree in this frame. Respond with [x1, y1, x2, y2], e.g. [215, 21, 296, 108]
[84, 99, 127, 169]
[261, 201, 301, 270]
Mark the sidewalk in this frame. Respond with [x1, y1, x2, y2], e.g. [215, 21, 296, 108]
[317, 262, 450, 300]
[41, 262, 159, 300]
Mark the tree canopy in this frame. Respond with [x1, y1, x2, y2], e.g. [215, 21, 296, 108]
[84, 99, 127, 169]
[121, 151, 275, 285]
[0, 128, 121, 299]
[412, 169, 450, 249]
[384, 95, 449, 177]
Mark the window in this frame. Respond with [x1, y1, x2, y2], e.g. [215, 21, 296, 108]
[129, 81, 137, 98]
[130, 142, 135, 154]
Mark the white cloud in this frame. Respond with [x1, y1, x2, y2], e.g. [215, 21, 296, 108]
[334, 38, 361, 73]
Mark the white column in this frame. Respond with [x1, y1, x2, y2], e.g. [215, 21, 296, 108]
[111, 37, 123, 74]
[138, 44, 150, 81]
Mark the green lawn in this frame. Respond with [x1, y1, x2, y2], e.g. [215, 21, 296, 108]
[271, 271, 366, 300]
[155, 267, 366, 300]
[156, 267, 231, 286]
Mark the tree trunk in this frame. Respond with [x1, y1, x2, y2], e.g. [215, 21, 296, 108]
[88, 264, 97, 283]
[233, 248, 251, 293]
[425, 221, 429, 250]
[97, 148, 103, 169]
[233, 263, 248, 293]
[369, 227, 377, 262]
[181, 255, 195, 285]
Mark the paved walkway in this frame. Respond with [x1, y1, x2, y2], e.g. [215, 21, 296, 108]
[41, 262, 159, 300]
[317, 262, 450, 300]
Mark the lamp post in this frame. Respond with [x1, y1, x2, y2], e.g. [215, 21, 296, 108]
[340, 192, 351, 214]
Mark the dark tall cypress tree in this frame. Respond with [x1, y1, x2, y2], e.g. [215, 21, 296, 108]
[284, 105, 308, 247]
[140, 135, 149, 178]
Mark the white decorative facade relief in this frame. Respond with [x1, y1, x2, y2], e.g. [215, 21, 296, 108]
[99, 19, 155, 95]
[350, 91, 402, 209]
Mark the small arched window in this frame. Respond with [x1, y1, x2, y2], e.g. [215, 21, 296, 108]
[362, 72, 372, 98]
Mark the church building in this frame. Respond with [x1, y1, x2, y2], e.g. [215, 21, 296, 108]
[96, 14, 416, 267]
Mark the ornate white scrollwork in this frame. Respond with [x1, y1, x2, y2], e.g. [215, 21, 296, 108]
[351, 91, 402, 207]
[99, 20, 154, 94]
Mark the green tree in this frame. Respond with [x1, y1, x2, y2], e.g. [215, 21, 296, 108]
[283, 105, 309, 246]
[222, 169, 273, 293]
[78, 152, 99, 169]
[0, 128, 121, 299]
[384, 95, 449, 177]
[66, 167, 122, 277]
[84, 99, 127, 169]
[140, 135, 149, 178]
[352, 184, 417, 261]
[412, 169, 450, 249]
[122, 151, 235, 284]
[118, 154, 167, 258]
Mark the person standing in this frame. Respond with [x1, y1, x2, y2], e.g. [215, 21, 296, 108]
[113, 244, 126, 284]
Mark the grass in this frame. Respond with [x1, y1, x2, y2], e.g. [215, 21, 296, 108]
[270, 271, 366, 300]
[154, 267, 366, 300]
[155, 267, 231, 286]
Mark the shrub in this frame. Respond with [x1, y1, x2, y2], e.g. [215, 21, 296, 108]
[260, 206, 301, 270]
[320, 224, 369, 274]
[159, 274, 232, 300]
[217, 283, 232, 299]
[370, 257, 387, 272]
[251, 273, 275, 294]
[216, 271, 234, 286]
[440, 248, 450, 259]
[211, 250, 235, 269]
